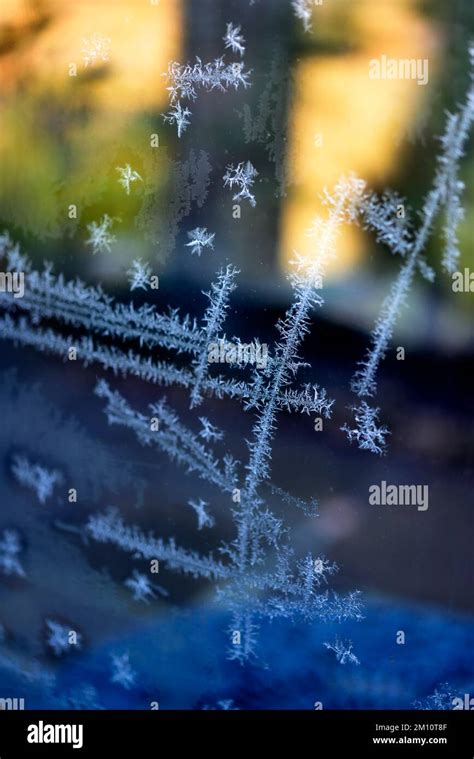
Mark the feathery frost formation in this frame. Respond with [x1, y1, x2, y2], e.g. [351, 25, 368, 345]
[291, 0, 316, 32]
[190, 264, 239, 408]
[344, 46, 474, 453]
[163, 28, 251, 137]
[126, 259, 152, 292]
[223, 161, 258, 207]
[223, 23, 246, 57]
[84, 176, 367, 660]
[0, 48, 472, 669]
[324, 638, 360, 666]
[342, 402, 390, 456]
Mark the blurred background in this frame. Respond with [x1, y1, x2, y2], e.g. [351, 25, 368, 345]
[0, 0, 473, 709]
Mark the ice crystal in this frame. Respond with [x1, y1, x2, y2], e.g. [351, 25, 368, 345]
[188, 498, 215, 530]
[226, 613, 260, 664]
[303, 555, 338, 586]
[186, 227, 215, 256]
[324, 638, 360, 665]
[124, 570, 158, 603]
[116, 164, 142, 195]
[268, 484, 318, 518]
[163, 52, 251, 135]
[7, 139, 472, 660]
[442, 173, 465, 274]
[165, 57, 250, 103]
[110, 652, 136, 690]
[352, 52, 474, 400]
[162, 101, 192, 138]
[85, 214, 117, 255]
[291, 0, 315, 33]
[0, 177, 366, 663]
[223, 23, 246, 58]
[87, 508, 229, 581]
[360, 191, 413, 257]
[89, 361, 360, 656]
[46, 620, 82, 657]
[437, 107, 471, 274]
[11, 453, 63, 504]
[341, 402, 390, 456]
[199, 417, 223, 443]
[345, 47, 474, 451]
[0, 529, 26, 578]
[223, 161, 258, 207]
[90, 177, 362, 661]
[127, 259, 152, 292]
[190, 264, 239, 408]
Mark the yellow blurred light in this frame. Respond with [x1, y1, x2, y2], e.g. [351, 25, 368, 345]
[1, 0, 182, 111]
[0, 0, 182, 242]
[280, 0, 439, 280]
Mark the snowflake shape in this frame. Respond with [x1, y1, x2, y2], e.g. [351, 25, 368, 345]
[223, 23, 246, 57]
[342, 402, 390, 456]
[163, 101, 192, 138]
[85, 214, 117, 255]
[188, 498, 215, 530]
[186, 227, 215, 256]
[124, 570, 156, 603]
[110, 652, 137, 690]
[127, 259, 152, 292]
[116, 164, 142, 195]
[312, 556, 338, 585]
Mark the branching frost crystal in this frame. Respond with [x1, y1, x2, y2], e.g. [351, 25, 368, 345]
[85, 214, 117, 255]
[223, 161, 258, 207]
[186, 227, 215, 256]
